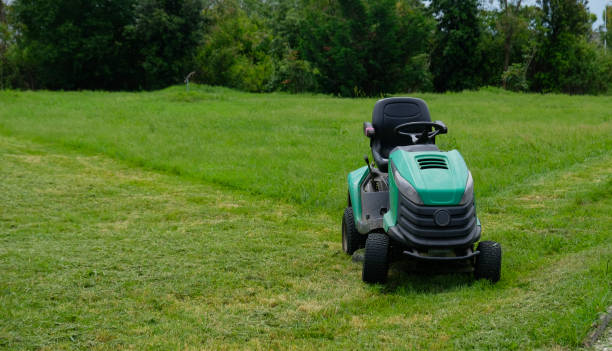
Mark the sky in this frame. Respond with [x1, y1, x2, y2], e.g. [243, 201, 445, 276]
[590, 0, 611, 29]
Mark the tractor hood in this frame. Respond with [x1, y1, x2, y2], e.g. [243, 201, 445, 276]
[389, 149, 470, 206]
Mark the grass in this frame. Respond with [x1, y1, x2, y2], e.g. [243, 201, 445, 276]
[0, 85, 610, 212]
[0, 85, 610, 350]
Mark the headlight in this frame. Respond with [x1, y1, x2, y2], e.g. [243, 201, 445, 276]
[460, 172, 474, 205]
[391, 164, 423, 205]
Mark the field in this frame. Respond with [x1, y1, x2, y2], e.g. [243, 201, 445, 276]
[0, 86, 610, 350]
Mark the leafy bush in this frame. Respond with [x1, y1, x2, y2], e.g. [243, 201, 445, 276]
[430, 0, 483, 92]
[268, 50, 319, 93]
[502, 63, 529, 92]
[532, 34, 611, 94]
[402, 53, 433, 93]
[3, 0, 610, 95]
[11, 0, 138, 90]
[8, 0, 203, 90]
[124, 0, 204, 90]
[196, 3, 275, 92]
[295, 0, 433, 97]
[229, 55, 275, 92]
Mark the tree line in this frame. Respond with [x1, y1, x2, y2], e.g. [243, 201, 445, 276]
[0, 0, 610, 95]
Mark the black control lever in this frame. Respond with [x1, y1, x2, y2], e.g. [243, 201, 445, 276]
[364, 155, 382, 176]
[364, 155, 373, 174]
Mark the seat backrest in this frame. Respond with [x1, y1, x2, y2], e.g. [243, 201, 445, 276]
[371, 98, 431, 171]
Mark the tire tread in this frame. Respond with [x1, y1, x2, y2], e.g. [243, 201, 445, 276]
[362, 233, 390, 284]
[342, 207, 364, 255]
[474, 240, 502, 283]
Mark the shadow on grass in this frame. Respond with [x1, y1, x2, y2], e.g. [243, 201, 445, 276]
[352, 249, 479, 294]
[382, 259, 477, 295]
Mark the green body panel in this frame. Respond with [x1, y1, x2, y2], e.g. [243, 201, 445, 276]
[389, 149, 469, 206]
[383, 170, 397, 231]
[349, 149, 473, 233]
[347, 166, 369, 224]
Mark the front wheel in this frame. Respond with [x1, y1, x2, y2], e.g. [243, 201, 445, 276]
[474, 241, 502, 283]
[342, 207, 365, 255]
[362, 233, 390, 284]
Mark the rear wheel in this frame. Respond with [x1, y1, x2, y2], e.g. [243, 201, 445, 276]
[362, 233, 390, 284]
[474, 241, 502, 283]
[342, 207, 364, 255]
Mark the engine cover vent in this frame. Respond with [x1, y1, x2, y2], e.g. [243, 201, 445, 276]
[417, 157, 448, 170]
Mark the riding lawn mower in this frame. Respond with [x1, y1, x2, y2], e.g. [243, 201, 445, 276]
[342, 97, 501, 284]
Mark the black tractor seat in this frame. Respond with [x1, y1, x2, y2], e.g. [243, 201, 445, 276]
[366, 97, 434, 172]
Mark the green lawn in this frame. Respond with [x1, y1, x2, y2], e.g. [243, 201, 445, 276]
[0, 86, 610, 350]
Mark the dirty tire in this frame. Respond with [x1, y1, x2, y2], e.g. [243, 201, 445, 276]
[362, 233, 390, 284]
[342, 207, 364, 255]
[474, 241, 502, 283]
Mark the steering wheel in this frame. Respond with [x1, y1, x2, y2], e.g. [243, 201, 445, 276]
[394, 121, 448, 144]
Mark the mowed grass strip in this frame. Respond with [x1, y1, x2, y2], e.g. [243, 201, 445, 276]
[0, 86, 610, 213]
[0, 136, 343, 350]
[0, 135, 610, 350]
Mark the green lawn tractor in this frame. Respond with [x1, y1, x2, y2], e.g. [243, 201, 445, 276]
[342, 97, 501, 284]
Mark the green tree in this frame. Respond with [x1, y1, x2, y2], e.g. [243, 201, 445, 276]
[396, 0, 436, 92]
[603, 5, 611, 52]
[195, 0, 275, 92]
[479, 3, 540, 89]
[11, 0, 203, 90]
[430, 0, 483, 92]
[539, 0, 591, 39]
[497, 0, 534, 88]
[296, 0, 365, 96]
[12, 0, 138, 89]
[264, 0, 320, 93]
[0, 1, 37, 89]
[530, 0, 608, 93]
[268, 48, 319, 93]
[0, 0, 8, 88]
[479, 8, 506, 87]
[295, 0, 413, 96]
[362, 0, 403, 95]
[125, 0, 204, 89]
